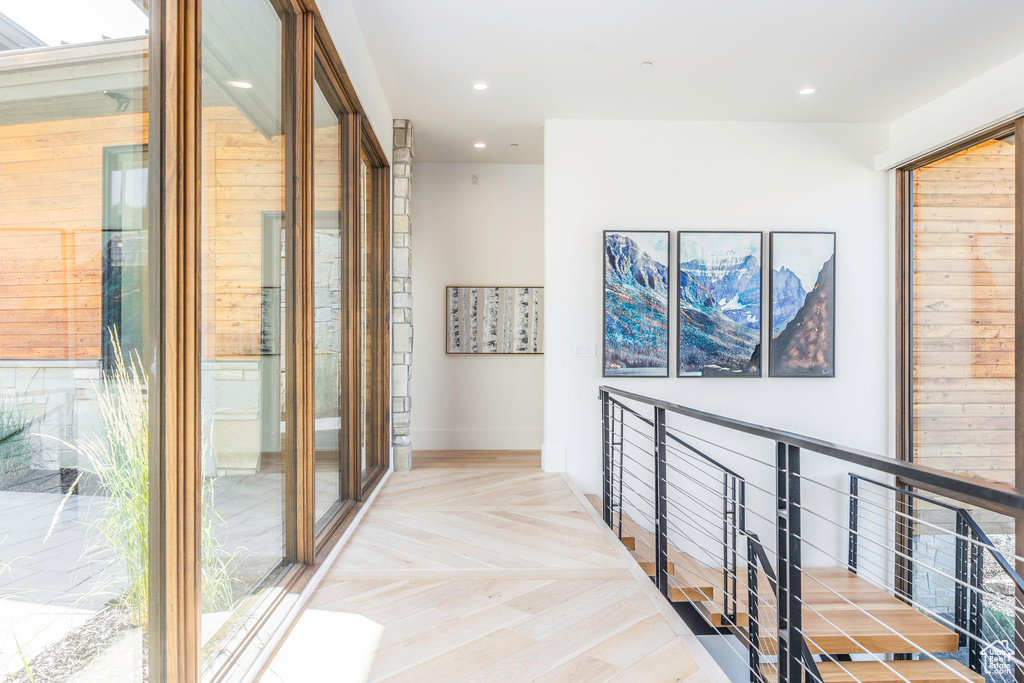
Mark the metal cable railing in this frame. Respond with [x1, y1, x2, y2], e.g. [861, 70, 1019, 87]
[599, 386, 1024, 683]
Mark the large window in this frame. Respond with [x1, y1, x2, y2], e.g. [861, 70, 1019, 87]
[199, 0, 291, 669]
[0, 2, 151, 678]
[902, 131, 1017, 485]
[0, 0, 391, 680]
[359, 142, 389, 489]
[899, 125, 1020, 652]
[312, 66, 350, 533]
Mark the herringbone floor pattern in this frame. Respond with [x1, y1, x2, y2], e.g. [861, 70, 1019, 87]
[265, 459, 711, 682]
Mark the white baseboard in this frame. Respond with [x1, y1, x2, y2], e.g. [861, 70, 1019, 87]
[411, 427, 542, 450]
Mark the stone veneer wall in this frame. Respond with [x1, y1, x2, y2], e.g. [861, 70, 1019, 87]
[392, 120, 414, 470]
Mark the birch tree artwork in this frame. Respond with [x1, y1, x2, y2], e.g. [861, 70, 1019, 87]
[446, 286, 543, 354]
[447, 287, 461, 352]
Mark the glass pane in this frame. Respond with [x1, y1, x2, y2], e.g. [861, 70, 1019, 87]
[360, 150, 373, 475]
[199, 0, 290, 670]
[0, 1, 150, 679]
[313, 76, 347, 531]
[911, 135, 1015, 485]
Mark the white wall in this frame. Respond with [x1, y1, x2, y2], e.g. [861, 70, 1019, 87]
[318, 0, 393, 161]
[411, 162, 545, 450]
[543, 120, 890, 502]
[877, 50, 1024, 170]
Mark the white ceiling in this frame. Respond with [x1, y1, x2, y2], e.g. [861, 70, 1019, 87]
[349, 0, 1024, 164]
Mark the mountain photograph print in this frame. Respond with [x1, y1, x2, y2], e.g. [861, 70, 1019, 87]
[603, 231, 670, 377]
[769, 232, 836, 377]
[677, 232, 762, 377]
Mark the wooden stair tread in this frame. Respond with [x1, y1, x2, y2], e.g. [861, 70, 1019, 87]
[812, 659, 983, 683]
[590, 496, 961, 657]
[754, 568, 960, 655]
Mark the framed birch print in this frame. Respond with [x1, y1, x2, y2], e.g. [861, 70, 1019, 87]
[603, 230, 670, 377]
[769, 231, 836, 377]
[446, 286, 543, 354]
[677, 231, 762, 377]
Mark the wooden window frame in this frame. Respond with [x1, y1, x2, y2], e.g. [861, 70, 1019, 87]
[895, 119, 1020, 467]
[147, 0, 391, 680]
[894, 119, 1024, 610]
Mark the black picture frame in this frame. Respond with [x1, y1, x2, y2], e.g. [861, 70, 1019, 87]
[676, 230, 763, 378]
[768, 231, 836, 378]
[602, 230, 671, 378]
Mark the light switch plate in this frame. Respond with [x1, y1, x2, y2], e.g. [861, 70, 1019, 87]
[572, 344, 596, 358]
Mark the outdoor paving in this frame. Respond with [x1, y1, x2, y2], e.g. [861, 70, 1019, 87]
[0, 466, 341, 676]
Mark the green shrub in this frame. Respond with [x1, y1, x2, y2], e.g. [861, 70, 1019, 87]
[0, 391, 32, 482]
[62, 332, 234, 626]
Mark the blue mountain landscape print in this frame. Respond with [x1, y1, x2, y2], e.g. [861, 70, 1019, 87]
[677, 232, 761, 376]
[604, 231, 669, 376]
[770, 232, 836, 377]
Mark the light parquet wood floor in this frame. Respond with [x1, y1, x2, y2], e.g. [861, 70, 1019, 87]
[265, 463, 713, 682]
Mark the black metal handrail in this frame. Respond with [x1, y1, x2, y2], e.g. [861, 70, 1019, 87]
[608, 396, 745, 480]
[747, 531, 823, 683]
[850, 474, 1024, 596]
[600, 387, 1024, 683]
[606, 395, 745, 622]
[600, 386, 1024, 517]
[850, 474, 1024, 671]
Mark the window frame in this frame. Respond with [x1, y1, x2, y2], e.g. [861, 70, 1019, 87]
[146, 0, 392, 680]
[894, 117, 1023, 607]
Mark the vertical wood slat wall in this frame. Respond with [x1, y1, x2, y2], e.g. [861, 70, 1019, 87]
[149, 0, 391, 679]
[911, 136, 1017, 484]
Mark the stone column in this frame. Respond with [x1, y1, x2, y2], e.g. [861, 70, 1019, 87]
[392, 120, 414, 470]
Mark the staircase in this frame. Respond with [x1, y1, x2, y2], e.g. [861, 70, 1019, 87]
[585, 494, 984, 683]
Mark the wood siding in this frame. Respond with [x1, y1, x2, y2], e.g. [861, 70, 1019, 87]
[202, 105, 285, 358]
[912, 137, 1016, 484]
[0, 106, 288, 360]
[0, 112, 146, 359]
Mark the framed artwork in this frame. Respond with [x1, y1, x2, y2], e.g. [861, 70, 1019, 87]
[446, 286, 543, 354]
[769, 232, 836, 377]
[677, 231, 762, 377]
[603, 230, 670, 377]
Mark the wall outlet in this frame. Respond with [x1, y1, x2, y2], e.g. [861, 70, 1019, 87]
[471, 173, 479, 185]
[572, 344, 596, 358]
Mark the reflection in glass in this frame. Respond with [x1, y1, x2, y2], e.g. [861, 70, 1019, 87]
[0, 1, 150, 679]
[360, 150, 373, 475]
[199, 0, 290, 670]
[313, 76, 347, 531]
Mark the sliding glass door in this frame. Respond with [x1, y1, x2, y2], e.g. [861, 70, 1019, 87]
[0, 1, 391, 678]
[312, 65, 351, 533]
[0, 3, 151, 678]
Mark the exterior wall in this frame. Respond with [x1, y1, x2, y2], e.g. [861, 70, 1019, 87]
[0, 112, 146, 359]
[0, 107, 292, 471]
[911, 137, 1015, 485]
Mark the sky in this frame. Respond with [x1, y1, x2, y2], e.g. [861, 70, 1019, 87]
[618, 231, 668, 266]
[0, 0, 148, 46]
[677, 232, 760, 266]
[772, 232, 835, 290]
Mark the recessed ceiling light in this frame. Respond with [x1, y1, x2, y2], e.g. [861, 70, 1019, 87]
[640, 61, 654, 67]
[474, 142, 486, 148]
[473, 82, 488, 91]
[798, 87, 816, 95]
[228, 80, 253, 89]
